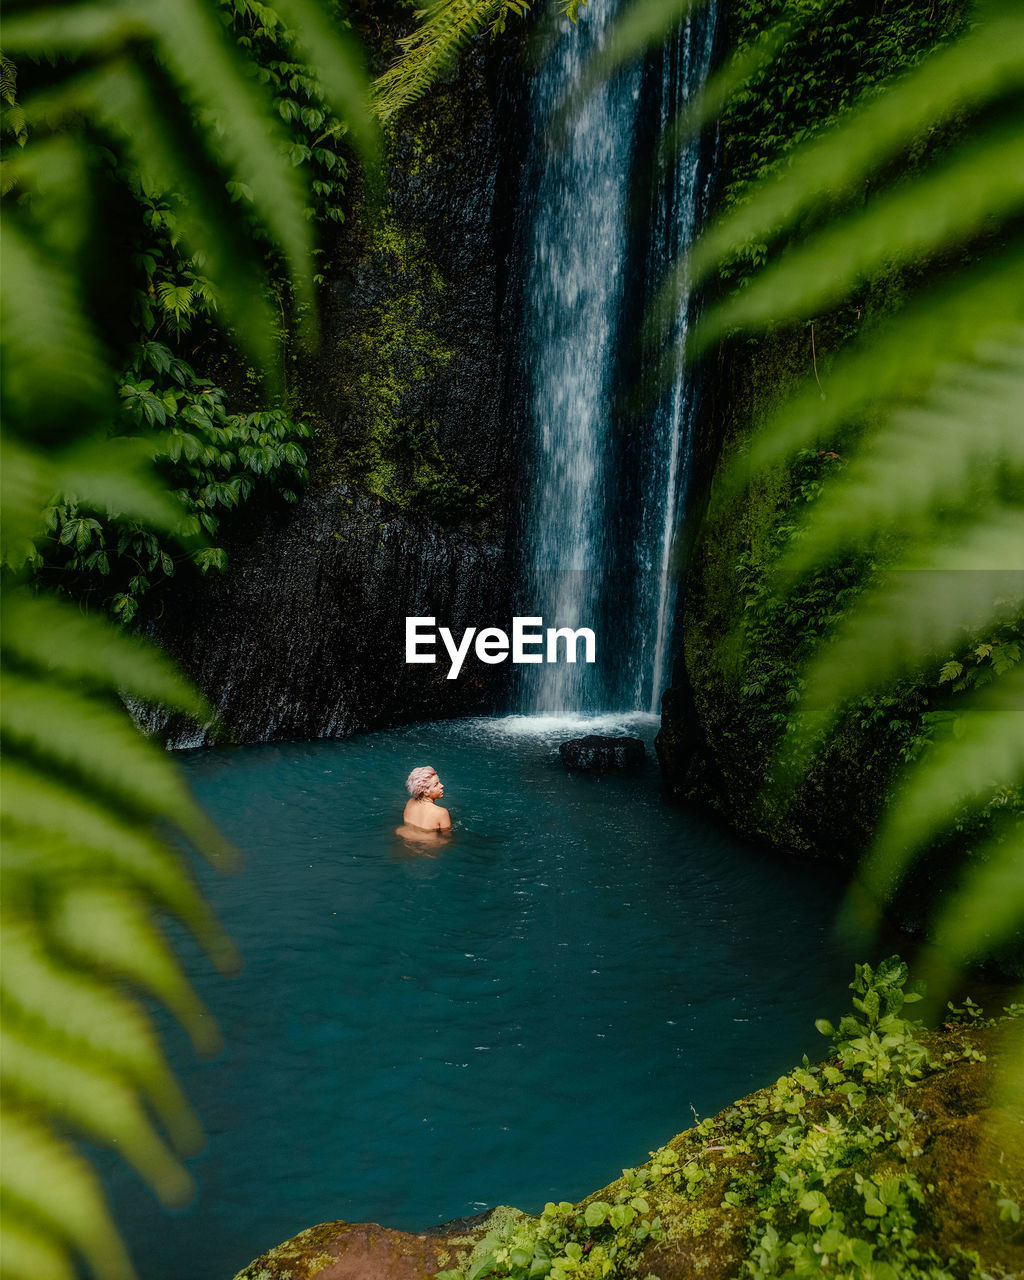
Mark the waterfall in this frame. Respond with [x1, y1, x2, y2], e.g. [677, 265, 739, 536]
[512, 0, 718, 717]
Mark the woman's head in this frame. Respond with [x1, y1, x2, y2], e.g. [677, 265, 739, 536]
[406, 766, 439, 799]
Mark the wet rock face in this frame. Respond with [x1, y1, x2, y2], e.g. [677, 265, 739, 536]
[137, 486, 513, 747]
[138, 22, 529, 748]
[291, 30, 528, 533]
[559, 735, 646, 772]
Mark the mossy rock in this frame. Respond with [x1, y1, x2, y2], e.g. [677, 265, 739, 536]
[230, 1021, 1023, 1279]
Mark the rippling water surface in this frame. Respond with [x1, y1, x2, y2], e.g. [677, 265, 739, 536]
[110, 715, 861, 1279]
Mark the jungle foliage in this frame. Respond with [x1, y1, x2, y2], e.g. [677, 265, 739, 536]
[573, 0, 1024, 974]
[690, 0, 1024, 976]
[0, 2, 376, 1277]
[373, 0, 584, 121]
[4, 0, 367, 622]
[437, 961, 1022, 1280]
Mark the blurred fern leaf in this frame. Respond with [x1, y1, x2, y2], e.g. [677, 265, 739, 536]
[633, 0, 1024, 972]
[1, 1, 373, 1275]
[862, 674, 1024, 903]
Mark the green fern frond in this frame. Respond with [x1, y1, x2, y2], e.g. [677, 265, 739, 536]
[1, 52, 18, 104]
[50, 886, 220, 1054]
[792, 510, 1024, 735]
[0, 1214, 78, 1280]
[2, 435, 195, 569]
[373, 0, 508, 123]
[1, 1020, 195, 1205]
[3, 4, 372, 1275]
[1, 915, 203, 1145]
[144, 0, 313, 300]
[51, 57, 281, 369]
[1, 1108, 137, 1280]
[0, 591, 209, 717]
[694, 121, 1024, 353]
[929, 826, 1024, 970]
[662, 0, 1024, 976]
[0, 219, 110, 431]
[373, 0, 583, 123]
[0, 4, 149, 55]
[0, 821, 235, 971]
[678, 4, 1024, 302]
[2, 668, 219, 839]
[778, 338, 1024, 574]
[712, 249, 1024, 500]
[861, 673, 1024, 900]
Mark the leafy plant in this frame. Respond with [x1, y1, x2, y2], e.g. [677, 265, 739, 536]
[0, 2, 376, 1277]
[434, 960, 1014, 1280]
[31, 337, 313, 621]
[373, 0, 586, 123]
[584, 0, 1024, 974]
[6, 0, 370, 617]
[814, 957, 931, 1088]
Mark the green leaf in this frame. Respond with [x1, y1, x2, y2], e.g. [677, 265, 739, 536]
[584, 1200, 611, 1227]
[143, 0, 313, 302]
[1, 668, 222, 851]
[783, 510, 1024, 781]
[779, 340, 1024, 574]
[683, 7, 1024, 301]
[695, 123, 1024, 350]
[862, 671, 1024, 901]
[0, 1108, 137, 1280]
[0, 593, 202, 713]
[1, 915, 202, 1147]
[1, 1019, 194, 1205]
[1, 758, 239, 955]
[271, 0, 379, 167]
[51, 885, 221, 1054]
[0, 1213, 77, 1280]
[930, 829, 1024, 970]
[0, 218, 111, 435]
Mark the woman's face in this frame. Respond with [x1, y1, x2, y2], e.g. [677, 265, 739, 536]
[424, 770, 444, 800]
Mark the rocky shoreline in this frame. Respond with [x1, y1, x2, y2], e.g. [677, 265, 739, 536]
[231, 1015, 1024, 1280]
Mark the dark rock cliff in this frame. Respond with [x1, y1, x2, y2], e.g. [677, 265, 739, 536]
[140, 23, 528, 747]
[136, 485, 510, 746]
[656, 325, 894, 864]
[292, 32, 524, 530]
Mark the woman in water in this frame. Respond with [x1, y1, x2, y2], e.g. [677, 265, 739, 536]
[395, 765, 452, 840]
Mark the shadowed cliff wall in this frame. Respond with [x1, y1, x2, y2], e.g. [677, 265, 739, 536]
[139, 17, 527, 746]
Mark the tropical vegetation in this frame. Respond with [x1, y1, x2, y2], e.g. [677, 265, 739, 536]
[566, 0, 1024, 978]
[1, 2, 374, 1276]
[3, 0, 1022, 1276]
[435, 961, 1022, 1280]
[688, 0, 1024, 979]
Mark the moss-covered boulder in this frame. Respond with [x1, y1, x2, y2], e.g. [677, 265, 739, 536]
[231, 1208, 525, 1280]
[230, 1001, 1023, 1280]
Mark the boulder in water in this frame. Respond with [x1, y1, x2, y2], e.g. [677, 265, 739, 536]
[558, 735, 645, 773]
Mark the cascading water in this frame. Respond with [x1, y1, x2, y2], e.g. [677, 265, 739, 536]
[513, 0, 718, 717]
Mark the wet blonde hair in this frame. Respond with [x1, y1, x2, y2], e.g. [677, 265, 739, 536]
[405, 766, 437, 798]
